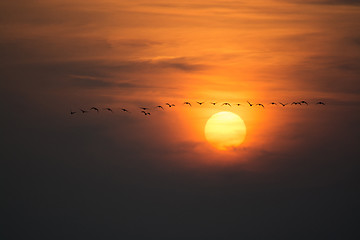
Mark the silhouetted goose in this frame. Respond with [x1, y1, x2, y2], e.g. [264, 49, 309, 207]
[141, 110, 151, 115]
[236, 103, 241, 106]
[166, 103, 175, 107]
[121, 108, 129, 112]
[316, 101, 325, 105]
[300, 101, 308, 105]
[279, 102, 288, 106]
[80, 109, 88, 113]
[90, 107, 99, 112]
[270, 102, 277, 105]
[104, 108, 113, 112]
[184, 102, 192, 106]
[222, 102, 231, 107]
[156, 105, 164, 110]
[210, 102, 217, 105]
[247, 101, 253, 107]
[70, 111, 76, 115]
[291, 102, 301, 105]
[140, 107, 149, 110]
[196, 102, 205, 105]
[256, 104, 264, 108]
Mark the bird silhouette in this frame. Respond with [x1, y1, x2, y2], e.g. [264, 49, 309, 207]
[236, 103, 241, 106]
[166, 103, 175, 107]
[270, 102, 277, 105]
[300, 101, 308, 105]
[316, 101, 325, 105]
[70, 111, 76, 115]
[90, 107, 99, 112]
[184, 102, 192, 106]
[247, 101, 253, 107]
[196, 102, 205, 105]
[279, 102, 288, 106]
[140, 107, 149, 110]
[104, 108, 113, 112]
[222, 102, 231, 107]
[210, 102, 217, 105]
[156, 105, 164, 110]
[80, 109, 88, 113]
[291, 102, 301, 105]
[121, 108, 129, 112]
[256, 104, 264, 108]
[141, 111, 151, 115]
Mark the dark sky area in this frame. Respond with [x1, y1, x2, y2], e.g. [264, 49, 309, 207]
[1, 0, 360, 239]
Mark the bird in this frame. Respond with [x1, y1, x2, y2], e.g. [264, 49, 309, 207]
[210, 102, 217, 105]
[156, 105, 164, 110]
[256, 104, 264, 108]
[141, 111, 151, 115]
[196, 102, 205, 105]
[80, 109, 88, 113]
[279, 102, 288, 106]
[166, 103, 175, 107]
[270, 102, 277, 105]
[184, 102, 192, 106]
[316, 101, 325, 105]
[291, 102, 301, 105]
[121, 108, 129, 112]
[90, 107, 99, 112]
[247, 101, 253, 107]
[236, 103, 241, 106]
[104, 108, 113, 112]
[300, 101, 308, 105]
[70, 111, 76, 115]
[139, 107, 149, 110]
[222, 102, 231, 107]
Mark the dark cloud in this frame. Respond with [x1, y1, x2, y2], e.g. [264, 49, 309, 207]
[2, 88, 360, 239]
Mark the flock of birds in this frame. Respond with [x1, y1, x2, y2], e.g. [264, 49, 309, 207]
[70, 100, 326, 115]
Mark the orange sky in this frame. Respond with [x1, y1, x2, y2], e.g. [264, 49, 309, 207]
[1, 0, 360, 164]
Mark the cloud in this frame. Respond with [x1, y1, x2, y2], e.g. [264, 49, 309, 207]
[283, 0, 360, 5]
[288, 54, 360, 94]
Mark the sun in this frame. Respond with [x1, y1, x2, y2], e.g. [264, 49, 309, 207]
[204, 111, 246, 150]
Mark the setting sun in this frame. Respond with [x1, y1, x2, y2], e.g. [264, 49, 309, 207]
[204, 111, 246, 151]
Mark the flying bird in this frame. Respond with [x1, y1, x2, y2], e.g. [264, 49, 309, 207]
[156, 105, 164, 110]
[279, 102, 288, 106]
[70, 111, 76, 115]
[121, 108, 129, 112]
[140, 107, 149, 110]
[104, 108, 113, 112]
[184, 102, 192, 106]
[270, 102, 277, 105]
[141, 111, 151, 115]
[316, 101, 325, 105]
[300, 101, 308, 105]
[196, 102, 205, 105]
[247, 101, 253, 107]
[236, 103, 241, 106]
[222, 102, 231, 107]
[210, 102, 217, 105]
[90, 107, 99, 112]
[256, 104, 264, 108]
[80, 109, 88, 113]
[291, 102, 301, 105]
[166, 103, 175, 107]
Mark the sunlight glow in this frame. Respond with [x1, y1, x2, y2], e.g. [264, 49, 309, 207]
[204, 111, 246, 151]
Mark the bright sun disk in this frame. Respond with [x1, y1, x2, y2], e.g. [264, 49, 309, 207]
[205, 111, 246, 151]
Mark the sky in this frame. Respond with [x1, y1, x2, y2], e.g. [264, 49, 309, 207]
[1, 0, 360, 239]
